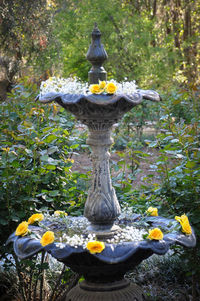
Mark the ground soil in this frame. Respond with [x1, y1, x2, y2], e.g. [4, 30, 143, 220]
[71, 147, 162, 188]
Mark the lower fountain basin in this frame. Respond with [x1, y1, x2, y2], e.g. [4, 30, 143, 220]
[7, 215, 196, 283]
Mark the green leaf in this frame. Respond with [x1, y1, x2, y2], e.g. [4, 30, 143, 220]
[47, 146, 59, 154]
[42, 134, 57, 143]
[49, 190, 60, 196]
[70, 144, 80, 149]
[44, 164, 56, 170]
[0, 218, 8, 225]
[148, 141, 158, 147]
[171, 139, 179, 143]
[186, 161, 196, 169]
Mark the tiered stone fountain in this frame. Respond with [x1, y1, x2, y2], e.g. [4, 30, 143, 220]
[8, 24, 196, 301]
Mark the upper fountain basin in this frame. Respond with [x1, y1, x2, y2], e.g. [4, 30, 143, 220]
[37, 90, 161, 124]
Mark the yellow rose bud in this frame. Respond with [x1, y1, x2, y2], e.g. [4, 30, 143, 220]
[99, 81, 106, 89]
[28, 213, 44, 225]
[146, 207, 158, 216]
[15, 221, 29, 236]
[40, 231, 55, 247]
[2, 147, 10, 153]
[175, 214, 192, 235]
[54, 210, 68, 217]
[86, 241, 105, 254]
[89, 84, 101, 94]
[147, 228, 163, 240]
[53, 104, 58, 115]
[105, 82, 117, 94]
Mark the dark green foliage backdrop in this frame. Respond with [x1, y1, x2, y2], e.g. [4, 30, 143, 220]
[0, 80, 88, 249]
[0, 0, 200, 299]
[0, 0, 199, 94]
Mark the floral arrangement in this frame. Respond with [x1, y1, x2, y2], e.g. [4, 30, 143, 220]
[39, 76, 137, 96]
[144, 207, 192, 240]
[14, 207, 193, 255]
[89, 81, 117, 94]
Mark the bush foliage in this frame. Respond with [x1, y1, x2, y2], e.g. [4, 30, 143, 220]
[0, 80, 88, 249]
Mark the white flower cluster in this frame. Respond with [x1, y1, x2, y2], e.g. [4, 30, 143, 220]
[41, 212, 145, 249]
[39, 77, 137, 96]
[120, 204, 134, 218]
[56, 232, 96, 249]
[40, 77, 89, 96]
[106, 226, 146, 244]
[55, 225, 145, 249]
[108, 79, 137, 94]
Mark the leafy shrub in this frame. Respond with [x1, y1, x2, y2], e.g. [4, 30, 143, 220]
[143, 86, 200, 298]
[0, 252, 80, 301]
[113, 101, 160, 150]
[127, 253, 196, 300]
[0, 79, 88, 251]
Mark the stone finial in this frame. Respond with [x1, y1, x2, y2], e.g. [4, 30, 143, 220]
[86, 23, 108, 84]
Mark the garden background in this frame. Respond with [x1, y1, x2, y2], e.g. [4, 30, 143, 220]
[0, 0, 200, 300]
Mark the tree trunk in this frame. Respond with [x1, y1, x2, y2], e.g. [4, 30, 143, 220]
[0, 56, 19, 101]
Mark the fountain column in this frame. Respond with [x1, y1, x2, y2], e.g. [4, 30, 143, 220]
[84, 126, 121, 237]
[83, 24, 121, 236]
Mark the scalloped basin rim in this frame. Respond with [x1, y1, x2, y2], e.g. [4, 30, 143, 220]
[37, 89, 161, 105]
[7, 217, 196, 263]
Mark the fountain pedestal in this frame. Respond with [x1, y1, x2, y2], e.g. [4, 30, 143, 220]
[84, 128, 121, 237]
[66, 280, 145, 301]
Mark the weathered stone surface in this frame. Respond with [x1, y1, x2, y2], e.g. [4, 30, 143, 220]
[66, 280, 145, 301]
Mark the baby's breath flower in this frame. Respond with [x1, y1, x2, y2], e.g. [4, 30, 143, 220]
[40, 77, 137, 96]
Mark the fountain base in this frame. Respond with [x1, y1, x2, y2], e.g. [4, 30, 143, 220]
[66, 279, 145, 301]
[87, 223, 121, 239]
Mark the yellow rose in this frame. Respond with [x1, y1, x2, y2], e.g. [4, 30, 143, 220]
[146, 207, 158, 216]
[40, 231, 55, 247]
[105, 82, 117, 94]
[15, 221, 29, 236]
[2, 147, 10, 153]
[54, 210, 68, 217]
[89, 84, 101, 94]
[86, 241, 105, 254]
[53, 104, 58, 115]
[28, 213, 44, 225]
[147, 228, 163, 240]
[175, 214, 192, 235]
[99, 81, 106, 89]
